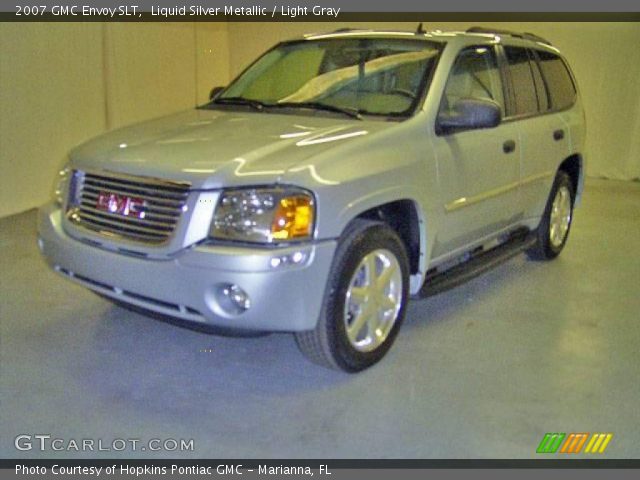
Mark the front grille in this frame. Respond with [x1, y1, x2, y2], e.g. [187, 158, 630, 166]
[68, 171, 191, 245]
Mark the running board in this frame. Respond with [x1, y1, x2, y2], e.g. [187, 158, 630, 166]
[418, 230, 536, 298]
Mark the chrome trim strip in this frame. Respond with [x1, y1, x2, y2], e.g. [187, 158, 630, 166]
[77, 205, 178, 228]
[444, 171, 553, 212]
[81, 192, 182, 216]
[520, 170, 554, 186]
[445, 181, 519, 212]
[79, 201, 179, 222]
[75, 211, 170, 236]
[82, 184, 186, 205]
[91, 169, 191, 188]
[83, 177, 189, 196]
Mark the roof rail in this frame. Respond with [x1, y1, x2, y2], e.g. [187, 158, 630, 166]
[466, 27, 553, 46]
[331, 27, 362, 33]
[521, 32, 553, 45]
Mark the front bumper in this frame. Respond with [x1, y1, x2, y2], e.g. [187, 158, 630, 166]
[37, 204, 336, 332]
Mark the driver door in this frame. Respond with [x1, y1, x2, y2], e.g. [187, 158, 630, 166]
[431, 45, 522, 258]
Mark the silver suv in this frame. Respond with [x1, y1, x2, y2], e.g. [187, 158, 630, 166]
[39, 27, 585, 372]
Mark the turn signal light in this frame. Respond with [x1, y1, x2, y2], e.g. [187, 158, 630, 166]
[271, 196, 314, 240]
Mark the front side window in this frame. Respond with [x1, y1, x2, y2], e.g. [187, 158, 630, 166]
[217, 38, 441, 117]
[439, 46, 505, 117]
[504, 46, 539, 117]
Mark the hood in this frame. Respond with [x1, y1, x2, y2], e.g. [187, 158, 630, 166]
[70, 108, 395, 189]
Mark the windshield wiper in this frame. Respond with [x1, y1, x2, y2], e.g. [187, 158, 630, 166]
[210, 98, 363, 120]
[270, 102, 363, 120]
[212, 96, 266, 111]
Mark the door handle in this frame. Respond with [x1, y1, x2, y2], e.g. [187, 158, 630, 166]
[503, 140, 516, 154]
[553, 129, 565, 141]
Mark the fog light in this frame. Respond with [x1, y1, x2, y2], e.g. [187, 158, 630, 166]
[270, 257, 282, 268]
[218, 284, 250, 315]
[269, 250, 309, 269]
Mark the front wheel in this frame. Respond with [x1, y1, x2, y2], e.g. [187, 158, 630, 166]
[527, 170, 575, 261]
[295, 219, 410, 372]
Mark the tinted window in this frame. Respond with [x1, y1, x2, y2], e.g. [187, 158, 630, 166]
[440, 46, 505, 116]
[504, 46, 538, 116]
[536, 50, 576, 110]
[528, 50, 549, 111]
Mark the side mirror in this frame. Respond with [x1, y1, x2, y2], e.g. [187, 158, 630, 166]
[209, 86, 225, 101]
[438, 98, 501, 134]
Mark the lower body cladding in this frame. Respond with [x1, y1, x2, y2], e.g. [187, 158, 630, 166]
[37, 205, 336, 332]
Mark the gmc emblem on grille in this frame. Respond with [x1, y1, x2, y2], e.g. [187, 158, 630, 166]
[96, 191, 147, 218]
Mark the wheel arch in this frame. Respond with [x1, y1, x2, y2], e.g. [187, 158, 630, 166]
[340, 197, 429, 295]
[558, 153, 584, 205]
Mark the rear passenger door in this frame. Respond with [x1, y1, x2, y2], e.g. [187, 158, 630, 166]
[432, 45, 522, 258]
[501, 45, 572, 221]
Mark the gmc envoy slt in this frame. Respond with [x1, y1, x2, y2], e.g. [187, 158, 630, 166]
[39, 27, 585, 371]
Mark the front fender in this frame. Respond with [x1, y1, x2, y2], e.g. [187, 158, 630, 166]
[281, 114, 440, 290]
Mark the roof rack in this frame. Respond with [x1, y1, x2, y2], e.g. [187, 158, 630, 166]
[466, 27, 553, 46]
[331, 28, 360, 33]
[328, 26, 428, 37]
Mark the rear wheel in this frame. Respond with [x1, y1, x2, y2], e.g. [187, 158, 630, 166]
[295, 219, 410, 372]
[527, 170, 575, 261]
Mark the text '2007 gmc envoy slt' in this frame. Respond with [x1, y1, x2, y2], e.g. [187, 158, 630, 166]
[39, 27, 586, 372]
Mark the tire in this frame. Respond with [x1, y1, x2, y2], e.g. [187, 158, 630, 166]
[526, 170, 575, 261]
[295, 219, 410, 372]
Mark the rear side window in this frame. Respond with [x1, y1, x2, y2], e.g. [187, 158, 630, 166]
[535, 50, 576, 110]
[503, 46, 538, 117]
[528, 50, 550, 112]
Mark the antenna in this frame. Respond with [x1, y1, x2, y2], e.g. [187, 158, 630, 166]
[416, 23, 426, 35]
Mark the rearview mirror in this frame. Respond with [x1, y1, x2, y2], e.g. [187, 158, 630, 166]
[438, 98, 501, 134]
[209, 86, 225, 101]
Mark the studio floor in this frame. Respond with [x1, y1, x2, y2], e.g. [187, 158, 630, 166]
[1, 178, 639, 459]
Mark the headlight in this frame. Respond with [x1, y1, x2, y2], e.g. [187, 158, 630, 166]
[210, 187, 315, 244]
[53, 164, 71, 206]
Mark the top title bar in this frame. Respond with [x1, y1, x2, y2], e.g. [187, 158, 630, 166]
[3, 0, 640, 12]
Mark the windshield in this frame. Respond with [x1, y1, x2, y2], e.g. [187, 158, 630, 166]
[216, 37, 442, 118]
